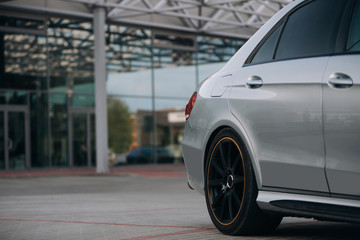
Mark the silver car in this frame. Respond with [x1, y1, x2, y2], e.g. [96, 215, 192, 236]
[182, 0, 360, 235]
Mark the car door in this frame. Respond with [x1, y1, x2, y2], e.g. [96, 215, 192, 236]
[230, 59, 329, 192]
[229, 0, 347, 193]
[323, 1, 360, 197]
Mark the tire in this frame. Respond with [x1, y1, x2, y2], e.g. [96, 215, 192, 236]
[205, 128, 282, 235]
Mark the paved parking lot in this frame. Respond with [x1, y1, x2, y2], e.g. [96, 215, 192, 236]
[0, 165, 359, 240]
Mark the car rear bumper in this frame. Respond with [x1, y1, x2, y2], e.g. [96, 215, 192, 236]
[181, 121, 208, 195]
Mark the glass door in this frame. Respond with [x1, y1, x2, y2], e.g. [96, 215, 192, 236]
[0, 111, 4, 169]
[0, 107, 30, 170]
[69, 109, 95, 167]
[90, 113, 96, 167]
[8, 111, 26, 169]
[72, 113, 88, 167]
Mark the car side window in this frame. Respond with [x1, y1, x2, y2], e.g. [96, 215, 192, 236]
[275, 0, 345, 60]
[249, 22, 284, 64]
[347, 1, 360, 52]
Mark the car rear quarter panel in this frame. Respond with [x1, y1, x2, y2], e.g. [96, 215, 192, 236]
[183, 73, 264, 192]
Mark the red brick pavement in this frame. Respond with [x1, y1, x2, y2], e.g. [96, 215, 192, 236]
[0, 164, 187, 178]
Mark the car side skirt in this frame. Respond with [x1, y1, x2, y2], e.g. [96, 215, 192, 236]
[257, 191, 360, 223]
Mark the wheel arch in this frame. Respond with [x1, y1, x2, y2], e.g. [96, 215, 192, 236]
[203, 126, 228, 172]
[203, 123, 263, 190]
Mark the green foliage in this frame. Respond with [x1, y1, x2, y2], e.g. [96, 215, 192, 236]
[107, 97, 132, 153]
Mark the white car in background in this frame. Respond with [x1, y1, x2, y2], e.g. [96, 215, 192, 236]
[182, 0, 360, 235]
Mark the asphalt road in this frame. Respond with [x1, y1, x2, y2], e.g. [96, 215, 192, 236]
[0, 167, 359, 240]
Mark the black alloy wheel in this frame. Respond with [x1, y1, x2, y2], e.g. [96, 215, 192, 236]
[207, 136, 245, 225]
[205, 128, 282, 235]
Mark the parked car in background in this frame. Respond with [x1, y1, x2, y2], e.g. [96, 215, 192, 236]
[182, 0, 360, 236]
[126, 147, 175, 164]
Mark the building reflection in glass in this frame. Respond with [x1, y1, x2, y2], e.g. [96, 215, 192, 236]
[0, 14, 243, 168]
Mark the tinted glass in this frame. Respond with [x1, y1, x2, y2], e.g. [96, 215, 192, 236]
[90, 114, 96, 167]
[30, 92, 49, 168]
[50, 94, 68, 167]
[347, 1, 360, 52]
[72, 94, 94, 108]
[8, 111, 26, 169]
[0, 14, 47, 90]
[0, 91, 27, 105]
[250, 22, 283, 64]
[73, 113, 88, 167]
[275, 0, 345, 60]
[0, 111, 4, 169]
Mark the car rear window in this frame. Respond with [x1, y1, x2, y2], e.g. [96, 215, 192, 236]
[250, 21, 284, 64]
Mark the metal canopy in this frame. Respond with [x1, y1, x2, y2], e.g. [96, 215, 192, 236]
[66, 0, 294, 39]
[0, 0, 293, 40]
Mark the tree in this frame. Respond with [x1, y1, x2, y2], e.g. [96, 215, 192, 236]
[107, 97, 132, 153]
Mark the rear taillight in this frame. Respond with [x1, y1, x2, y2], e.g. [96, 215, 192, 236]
[185, 92, 197, 120]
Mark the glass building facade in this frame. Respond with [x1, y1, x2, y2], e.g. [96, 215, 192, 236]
[0, 13, 243, 170]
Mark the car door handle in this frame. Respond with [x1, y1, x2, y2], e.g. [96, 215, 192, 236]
[328, 73, 353, 89]
[246, 76, 263, 89]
